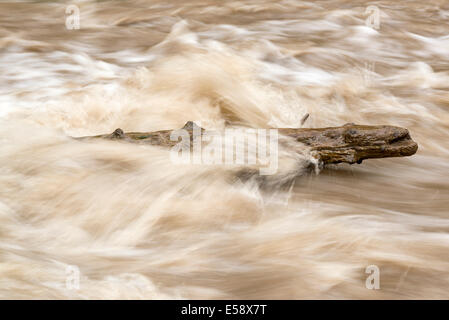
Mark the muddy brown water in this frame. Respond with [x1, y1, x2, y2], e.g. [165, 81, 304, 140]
[0, 0, 448, 299]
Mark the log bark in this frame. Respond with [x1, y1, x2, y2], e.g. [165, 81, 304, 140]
[75, 121, 418, 165]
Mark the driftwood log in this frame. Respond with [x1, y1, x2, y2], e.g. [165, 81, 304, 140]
[76, 121, 418, 165]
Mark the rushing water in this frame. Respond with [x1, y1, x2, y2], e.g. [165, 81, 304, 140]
[1, 0, 449, 299]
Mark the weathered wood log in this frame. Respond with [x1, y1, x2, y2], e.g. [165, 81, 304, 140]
[75, 121, 418, 165]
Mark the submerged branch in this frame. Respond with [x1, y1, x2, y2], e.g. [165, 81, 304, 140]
[75, 121, 418, 165]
